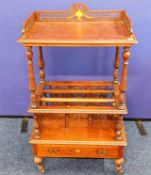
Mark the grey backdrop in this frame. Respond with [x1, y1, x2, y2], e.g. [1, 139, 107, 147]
[0, 0, 151, 118]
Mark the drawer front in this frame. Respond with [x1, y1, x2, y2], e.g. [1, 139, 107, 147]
[33, 144, 123, 158]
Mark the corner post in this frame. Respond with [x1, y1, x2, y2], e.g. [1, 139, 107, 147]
[113, 47, 120, 84]
[119, 46, 131, 109]
[38, 46, 45, 83]
[33, 114, 40, 138]
[26, 46, 37, 108]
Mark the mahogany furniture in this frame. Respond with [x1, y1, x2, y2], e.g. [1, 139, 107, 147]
[17, 3, 137, 174]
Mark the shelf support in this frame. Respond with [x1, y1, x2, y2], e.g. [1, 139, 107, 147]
[26, 46, 37, 108]
[38, 46, 45, 83]
[119, 47, 131, 109]
[33, 114, 40, 138]
[115, 115, 123, 140]
[113, 47, 120, 84]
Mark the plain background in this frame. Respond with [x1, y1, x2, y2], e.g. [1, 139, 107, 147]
[0, 0, 151, 118]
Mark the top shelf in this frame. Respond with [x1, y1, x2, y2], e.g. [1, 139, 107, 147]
[17, 3, 137, 46]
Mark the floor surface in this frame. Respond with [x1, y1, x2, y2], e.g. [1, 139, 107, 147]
[0, 119, 150, 175]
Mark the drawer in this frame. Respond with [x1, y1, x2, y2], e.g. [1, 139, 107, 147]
[33, 144, 124, 158]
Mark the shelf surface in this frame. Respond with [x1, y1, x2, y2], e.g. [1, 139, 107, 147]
[17, 3, 137, 46]
[30, 114, 127, 146]
[28, 81, 127, 114]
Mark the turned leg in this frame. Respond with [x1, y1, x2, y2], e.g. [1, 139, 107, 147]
[114, 158, 125, 175]
[115, 115, 123, 140]
[34, 156, 45, 173]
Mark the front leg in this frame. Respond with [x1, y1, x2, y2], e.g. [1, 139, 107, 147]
[34, 156, 45, 173]
[114, 158, 125, 175]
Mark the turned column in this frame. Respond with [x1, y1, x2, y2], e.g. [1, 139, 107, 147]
[38, 46, 47, 106]
[38, 46, 45, 83]
[115, 115, 123, 140]
[26, 46, 37, 108]
[33, 114, 40, 139]
[113, 47, 120, 84]
[119, 47, 131, 109]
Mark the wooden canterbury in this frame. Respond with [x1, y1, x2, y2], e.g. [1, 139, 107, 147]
[17, 3, 138, 175]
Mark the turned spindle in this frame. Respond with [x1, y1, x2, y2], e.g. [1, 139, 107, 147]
[119, 47, 131, 109]
[38, 46, 45, 83]
[115, 115, 123, 140]
[33, 114, 40, 139]
[113, 47, 120, 84]
[26, 46, 37, 108]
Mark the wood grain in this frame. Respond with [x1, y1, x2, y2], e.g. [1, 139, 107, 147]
[33, 144, 123, 158]
[17, 3, 137, 46]
[17, 3, 138, 174]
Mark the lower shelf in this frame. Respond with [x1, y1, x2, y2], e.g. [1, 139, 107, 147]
[30, 114, 127, 146]
[30, 114, 127, 174]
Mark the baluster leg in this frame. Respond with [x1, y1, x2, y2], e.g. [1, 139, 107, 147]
[26, 46, 37, 108]
[119, 47, 131, 109]
[114, 158, 125, 175]
[34, 156, 45, 173]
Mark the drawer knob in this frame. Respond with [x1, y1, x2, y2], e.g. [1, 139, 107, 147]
[48, 148, 59, 153]
[97, 150, 108, 155]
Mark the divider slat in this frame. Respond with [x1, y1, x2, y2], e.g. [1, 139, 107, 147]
[43, 89, 114, 94]
[45, 81, 113, 87]
[40, 97, 115, 103]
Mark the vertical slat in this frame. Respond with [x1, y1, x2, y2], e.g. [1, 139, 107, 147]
[26, 46, 37, 108]
[65, 114, 69, 128]
[38, 46, 45, 83]
[119, 46, 130, 109]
